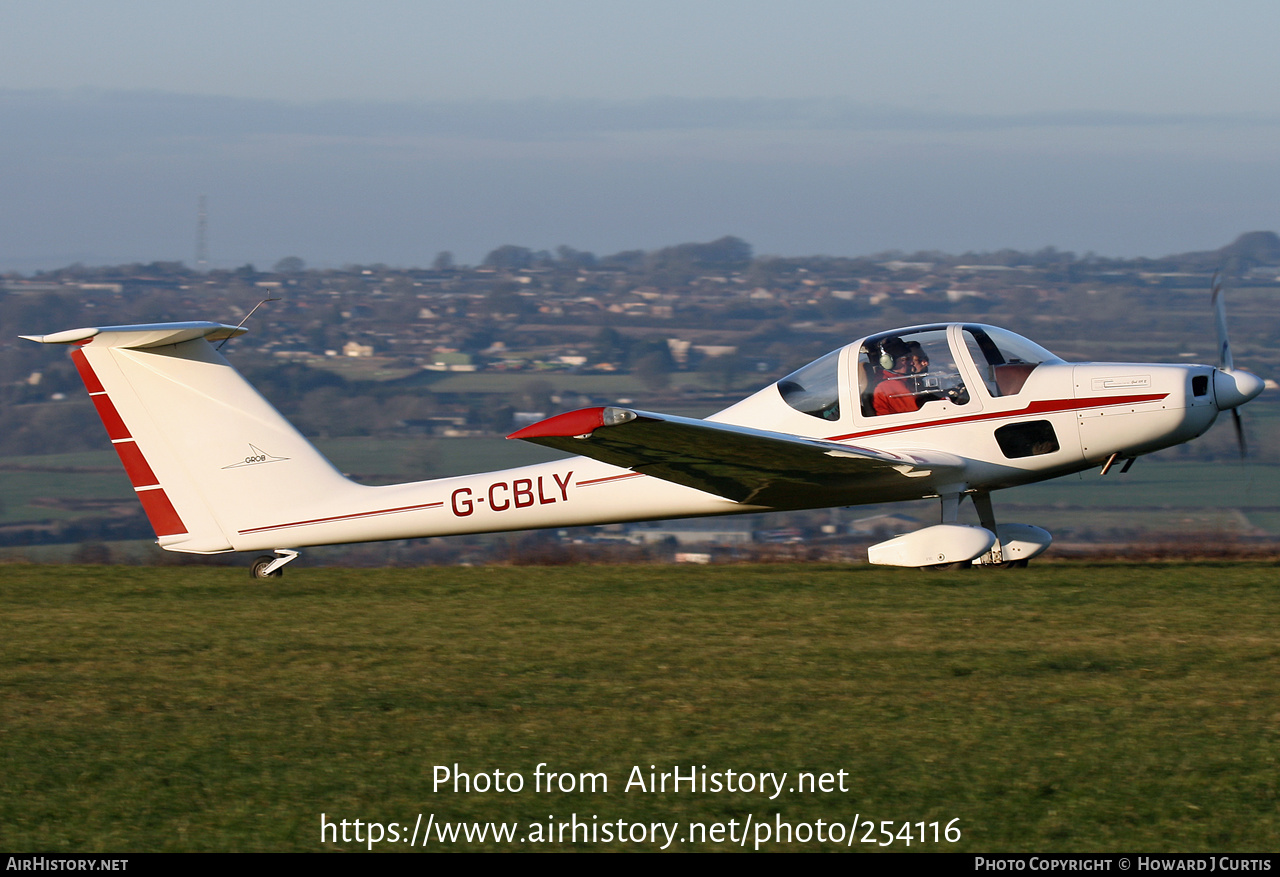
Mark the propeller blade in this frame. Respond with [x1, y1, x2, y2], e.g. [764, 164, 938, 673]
[1211, 272, 1233, 371]
[1232, 408, 1247, 459]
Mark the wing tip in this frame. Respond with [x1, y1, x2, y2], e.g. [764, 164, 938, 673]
[508, 406, 637, 440]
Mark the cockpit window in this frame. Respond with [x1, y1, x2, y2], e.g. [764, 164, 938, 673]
[860, 328, 969, 417]
[963, 326, 1062, 397]
[777, 348, 842, 420]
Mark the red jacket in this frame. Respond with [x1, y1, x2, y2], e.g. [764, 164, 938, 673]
[872, 372, 921, 416]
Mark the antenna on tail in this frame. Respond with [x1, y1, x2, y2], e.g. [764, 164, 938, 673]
[217, 295, 281, 350]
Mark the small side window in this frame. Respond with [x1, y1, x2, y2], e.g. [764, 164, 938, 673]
[963, 326, 1060, 398]
[995, 420, 1060, 458]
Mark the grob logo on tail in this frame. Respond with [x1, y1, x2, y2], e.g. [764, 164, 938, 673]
[222, 445, 290, 469]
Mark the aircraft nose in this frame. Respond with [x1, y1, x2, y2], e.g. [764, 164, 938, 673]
[1214, 368, 1265, 411]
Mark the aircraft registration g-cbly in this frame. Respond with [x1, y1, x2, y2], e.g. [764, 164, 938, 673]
[24, 292, 1262, 576]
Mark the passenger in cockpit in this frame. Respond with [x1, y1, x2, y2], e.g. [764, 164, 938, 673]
[906, 342, 942, 404]
[906, 341, 929, 377]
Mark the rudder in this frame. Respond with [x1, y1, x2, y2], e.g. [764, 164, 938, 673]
[26, 322, 362, 553]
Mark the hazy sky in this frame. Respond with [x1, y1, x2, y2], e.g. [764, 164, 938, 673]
[3, 1, 1280, 269]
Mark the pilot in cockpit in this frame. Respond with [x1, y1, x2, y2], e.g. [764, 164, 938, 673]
[872, 337, 921, 416]
[872, 338, 960, 415]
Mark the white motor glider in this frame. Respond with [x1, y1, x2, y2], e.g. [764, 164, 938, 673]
[24, 302, 1262, 575]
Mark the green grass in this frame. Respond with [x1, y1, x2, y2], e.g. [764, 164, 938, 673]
[2, 562, 1278, 851]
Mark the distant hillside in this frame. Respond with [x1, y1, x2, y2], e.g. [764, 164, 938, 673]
[1168, 231, 1280, 272]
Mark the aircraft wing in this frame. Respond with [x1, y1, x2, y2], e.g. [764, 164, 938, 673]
[509, 407, 966, 507]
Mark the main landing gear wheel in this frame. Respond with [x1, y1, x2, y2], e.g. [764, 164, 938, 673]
[250, 555, 284, 579]
[248, 548, 299, 579]
[250, 555, 283, 578]
[924, 560, 972, 571]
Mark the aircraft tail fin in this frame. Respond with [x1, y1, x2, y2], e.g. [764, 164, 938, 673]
[26, 322, 359, 553]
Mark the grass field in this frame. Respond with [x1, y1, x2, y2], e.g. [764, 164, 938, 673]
[2, 562, 1277, 852]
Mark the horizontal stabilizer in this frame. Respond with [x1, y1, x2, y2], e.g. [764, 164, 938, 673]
[510, 406, 965, 506]
[21, 321, 246, 349]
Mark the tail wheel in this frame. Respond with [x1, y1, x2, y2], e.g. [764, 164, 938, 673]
[250, 555, 283, 579]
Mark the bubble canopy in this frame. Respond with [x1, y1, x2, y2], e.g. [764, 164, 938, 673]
[776, 324, 1064, 420]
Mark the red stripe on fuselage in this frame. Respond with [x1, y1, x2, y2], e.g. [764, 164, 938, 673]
[238, 501, 446, 535]
[577, 472, 645, 487]
[825, 393, 1168, 441]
